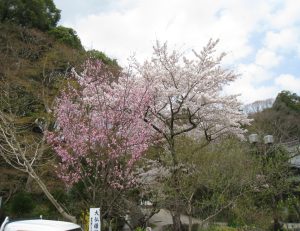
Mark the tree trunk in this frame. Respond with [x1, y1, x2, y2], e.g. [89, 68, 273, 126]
[27, 163, 76, 223]
[172, 211, 183, 231]
[168, 134, 184, 231]
[0, 112, 76, 223]
[187, 192, 194, 231]
[188, 215, 192, 231]
[25, 175, 34, 192]
[171, 174, 183, 230]
[108, 219, 112, 231]
[272, 196, 282, 231]
[169, 138, 183, 231]
[273, 217, 283, 231]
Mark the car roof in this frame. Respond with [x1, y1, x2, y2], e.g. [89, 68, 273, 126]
[4, 219, 81, 231]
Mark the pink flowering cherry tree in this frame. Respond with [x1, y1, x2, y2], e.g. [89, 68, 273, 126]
[47, 60, 154, 214]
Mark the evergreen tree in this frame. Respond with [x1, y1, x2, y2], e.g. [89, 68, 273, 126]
[0, 0, 60, 31]
[48, 26, 83, 50]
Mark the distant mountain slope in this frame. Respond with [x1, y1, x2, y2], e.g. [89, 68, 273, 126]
[243, 98, 274, 114]
[248, 91, 300, 143]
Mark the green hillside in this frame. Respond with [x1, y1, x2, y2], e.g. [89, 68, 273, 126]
[0, 2, 119, 220]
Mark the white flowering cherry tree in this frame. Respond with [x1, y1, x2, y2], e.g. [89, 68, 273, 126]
[136, 39, 251, 231]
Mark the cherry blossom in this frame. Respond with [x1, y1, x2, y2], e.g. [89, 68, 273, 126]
[47, 60, 154, 189]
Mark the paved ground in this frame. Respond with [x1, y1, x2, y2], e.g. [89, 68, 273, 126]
[149, 209, 203, 231]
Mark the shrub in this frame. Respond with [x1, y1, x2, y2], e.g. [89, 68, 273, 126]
[9, 192, 35, 217]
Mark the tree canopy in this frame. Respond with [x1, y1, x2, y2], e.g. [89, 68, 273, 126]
[273, 90, 300, 113]
[47, 60, 154, 216]
[249, 91, 300, 142]
[48, 26, 83, 50]
[0, 0, 60, 31]
[87, 49, 119, 67]
[133, 40, 251, 231]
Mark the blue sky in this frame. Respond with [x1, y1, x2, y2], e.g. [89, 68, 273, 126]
[54, 0, 300, 104]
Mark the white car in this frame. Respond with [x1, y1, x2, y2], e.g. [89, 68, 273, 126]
[0, 217, 82, 231]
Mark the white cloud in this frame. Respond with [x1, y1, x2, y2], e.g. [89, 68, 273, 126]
[275, 74, 300, 93]
[69, 0, 274, 65]
[263, 27, 300, 56]
[230, 59, 300, 103]
[224, 75, 278, 104]
[238, 63, 272, 83]
[255, 48, 282, 69]
[55, 0, 300, 103]
[224, 62, 278, 103]
[269, 0, 300, 29]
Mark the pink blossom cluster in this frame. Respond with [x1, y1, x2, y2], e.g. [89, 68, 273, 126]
[47, 60, 154, 188]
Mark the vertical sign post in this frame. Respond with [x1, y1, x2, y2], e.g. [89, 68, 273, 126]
[89, 208, 100, 231]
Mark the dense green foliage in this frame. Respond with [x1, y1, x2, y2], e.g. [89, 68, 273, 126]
[87, 49, 119, 67]
[0, 22, 84, 115]
[0, 0, 60, 31]
[249, 90, 300, 142]
[48, 26, 83, 50]
[9, 192, 35, 216]
[273, 90, 300, 113]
